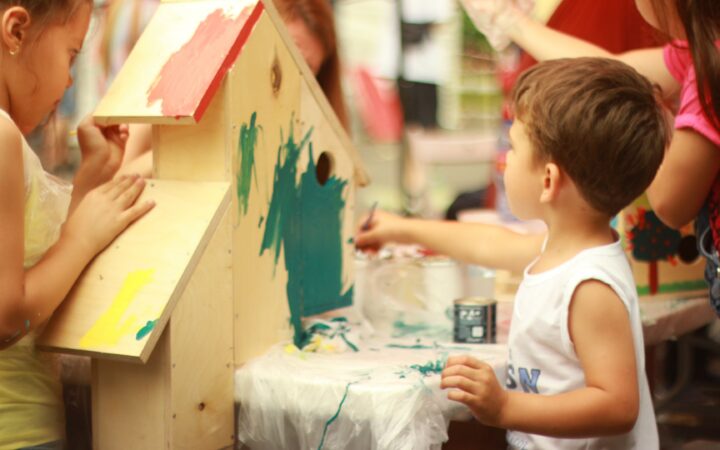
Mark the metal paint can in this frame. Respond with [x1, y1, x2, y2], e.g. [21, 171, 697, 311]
[453, 297, 496, 344]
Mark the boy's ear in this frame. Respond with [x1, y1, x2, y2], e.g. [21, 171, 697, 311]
[539, 162, 561, 204]
[2, 7, 31, 55]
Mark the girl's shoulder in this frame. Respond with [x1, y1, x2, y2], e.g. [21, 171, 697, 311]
[663, 40, 693, 82]
[0, 113, 24, 163]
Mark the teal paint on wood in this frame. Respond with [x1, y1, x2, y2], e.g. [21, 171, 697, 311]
[237, 112, 259, 215]
[135, 320, 156, 340]
[256, 118, 353, 346]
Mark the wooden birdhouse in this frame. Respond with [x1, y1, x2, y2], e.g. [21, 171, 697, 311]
[618, 196, 706, 297]
[37, 0, 368, 448]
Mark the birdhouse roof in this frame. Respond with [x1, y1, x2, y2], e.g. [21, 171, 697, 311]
[94, 0, 262, 124]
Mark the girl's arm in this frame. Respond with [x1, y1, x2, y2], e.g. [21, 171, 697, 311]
[647, 129, 720, 228]
[122, 123, 153, 166]
[509, 12, 678, 97]
[355, 210, 544, 273]
[0, 123, 154, 348]
[443, 280, 639, 436]
[465, 5, 680, 99]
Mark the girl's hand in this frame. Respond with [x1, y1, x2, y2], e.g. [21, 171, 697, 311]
[71, 116, 129, 210]
[441, 355, 509, 427]
[459, 0, 532, 50]
[63, 175, 155, 257]
[354, 210, 408, 252]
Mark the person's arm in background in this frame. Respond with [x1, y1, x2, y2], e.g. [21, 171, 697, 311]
[117, 124, 153, 178]
[355, 210, 544, 273]
[509, 13, 678, 96]
[461, 0, 680, 98]
[648, 130, 720, 229]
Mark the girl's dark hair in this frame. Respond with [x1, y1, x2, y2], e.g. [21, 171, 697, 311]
[655, 1, 720, 134]
[273, 0, 349, 131]
[0, 0, 90, 32]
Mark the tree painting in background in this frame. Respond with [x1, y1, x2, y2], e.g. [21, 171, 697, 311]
[627, 209, 683, 295]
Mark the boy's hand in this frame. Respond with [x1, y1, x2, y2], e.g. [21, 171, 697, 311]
[441, 355, 508, 427]
[355, 210, 410, 252]
[63, 175, 155, 257]
[71, 116, 129, 210]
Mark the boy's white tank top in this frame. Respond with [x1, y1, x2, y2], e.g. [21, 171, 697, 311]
[506, 239, 658, 450]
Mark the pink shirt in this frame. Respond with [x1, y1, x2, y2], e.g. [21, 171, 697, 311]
[663, 41, 720, 147]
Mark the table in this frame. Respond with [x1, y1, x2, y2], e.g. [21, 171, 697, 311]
[234, 276, 716, 450]
[235, 336, 506, 450]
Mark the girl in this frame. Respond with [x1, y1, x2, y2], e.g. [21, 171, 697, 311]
[273, 0, 349, 130]
[0, 1, 154, 448]
[463, 0, 720, 313]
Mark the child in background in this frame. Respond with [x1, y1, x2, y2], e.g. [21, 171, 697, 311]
[0, 1, 154, 448]
[461, 0, 720, 315]
[356, 58, 668, 448]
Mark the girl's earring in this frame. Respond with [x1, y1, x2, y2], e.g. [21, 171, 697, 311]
[9, 47, 18, 56]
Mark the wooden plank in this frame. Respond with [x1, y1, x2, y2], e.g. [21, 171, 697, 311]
[94, 0, 260, 124]
[38, 180, 231, 363]
[169, 206, 235, 448]
[91, 206, 234, 449]
[92, 331, 171, 450]
[153, 76, 230, 182]
[260, 0, 370, 186]
[228, 12, 299, 363]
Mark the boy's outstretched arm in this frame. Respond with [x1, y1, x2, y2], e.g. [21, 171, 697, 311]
[442, 280, 639, 437]
[355, 210, 544, 273]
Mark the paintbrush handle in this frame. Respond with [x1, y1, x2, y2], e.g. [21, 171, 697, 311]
[361, 202, 378, 231]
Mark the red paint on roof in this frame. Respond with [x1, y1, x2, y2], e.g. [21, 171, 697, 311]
[147, 2, 264, 121]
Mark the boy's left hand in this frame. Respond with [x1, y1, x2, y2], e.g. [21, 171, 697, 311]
[71, 116, 129, 211]
[441, 355, 508, 427]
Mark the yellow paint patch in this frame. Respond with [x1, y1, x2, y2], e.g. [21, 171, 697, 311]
[79, 269, 156, 349]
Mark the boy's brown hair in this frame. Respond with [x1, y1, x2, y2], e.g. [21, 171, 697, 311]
[512, 57, 669, 217]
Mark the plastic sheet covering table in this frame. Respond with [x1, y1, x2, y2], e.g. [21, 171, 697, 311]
[235, 338, 507, 450]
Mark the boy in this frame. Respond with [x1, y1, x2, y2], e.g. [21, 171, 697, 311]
[356, 58, 668, 448]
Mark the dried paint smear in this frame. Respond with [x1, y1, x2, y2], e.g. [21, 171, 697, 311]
[79, 269, 156, 349]
[237, 113, 353, 346]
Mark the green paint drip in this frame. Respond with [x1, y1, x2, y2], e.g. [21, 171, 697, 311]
[387, 343, 434, 350]
[392, 320, 437, 338]
[340, 334, 359, 352]
[410, 358, 446, 377]
[386, 343, 472, 351]
[237, 112, 259, 216]
[317, 382, 354, 450]
[259, 117, 353, 346]
[136, 320, 157, 340]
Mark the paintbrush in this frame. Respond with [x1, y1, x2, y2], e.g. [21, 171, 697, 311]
[361, 201, 378, 231]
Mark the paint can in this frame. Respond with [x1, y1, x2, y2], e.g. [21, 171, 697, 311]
[453, 297, 496, 344]
[417, 256, 464, 317]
